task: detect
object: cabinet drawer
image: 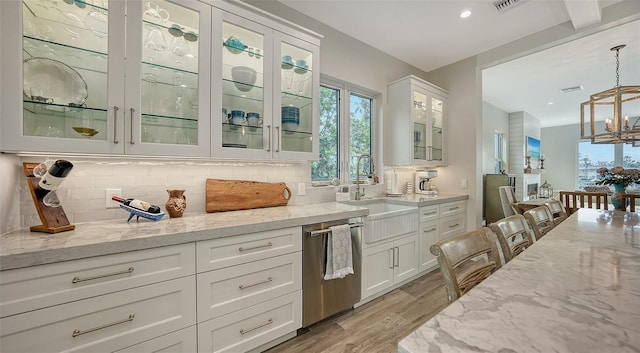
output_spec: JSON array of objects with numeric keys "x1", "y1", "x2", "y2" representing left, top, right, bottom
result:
[
  {"x1": 439, "y1": 201, "x2": 466, "y2": 217},
  {"x1": 440, "y1": 214, "x2": 466, "y2": 240},
  {"x1": 197, "y1": 252, "x2": 301, "y2": 322},
  {"x1": 0, "y1": 243, "x2": 195, "y2": 318},
  {"x1": 419, "y1": 205, "x2": 439, "y2": 222},
  {"x1": 198, "y1": 290, "x2": 302, "y2": 353},
  {"x1": 0, "y1": 276, "x2": 196, "y2": 353},
  {"x1": 196, "y1": 227, "x2": 302, "y2": 272},
  {"x1": 114, "y1": 326, "x2": 197, "y2": 353}
]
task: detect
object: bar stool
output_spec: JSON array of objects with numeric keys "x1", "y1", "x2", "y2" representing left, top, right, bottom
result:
[
  {"x1": 430, "y1": 227, "x2": 502, "y2": 303},
  {"x1": 523, "y1": 206, "x2": 555, "y2": 240},
  {"x1": 490, "y1": 214, "x2": 534, "y2": 263}
]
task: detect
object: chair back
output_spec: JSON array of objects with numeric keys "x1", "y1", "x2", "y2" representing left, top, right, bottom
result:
[
  {"x1": 620, "y1": 193, "x2": 640, "y2": 212},
  {"x1": 498, "y1": 186, "x2": 520, "y2": 216},
  {"x1": 430, "y1": 227, "x2": 502, "y2": 303},
  {"x1": 559, "y1": 191, "x2": 608, "y2": 215},
  {"x1": 490, "y1": 215, "x2": 534, "y2": 263},
  {"x1": 523, "y1": 206, "x2": 555, "y2": 240},
  {"x1": 544, "y1": 199, "x2": 568, "y2": 225}
]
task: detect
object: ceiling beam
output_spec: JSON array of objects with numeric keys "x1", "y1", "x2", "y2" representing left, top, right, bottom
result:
[{"x1": 563, "y1": 0, "x2": 603, "y2": 30}]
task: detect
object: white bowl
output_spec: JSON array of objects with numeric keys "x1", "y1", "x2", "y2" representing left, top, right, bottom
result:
[{"x1": 231, "y1": 66, "x2": 257, "y2": 92}]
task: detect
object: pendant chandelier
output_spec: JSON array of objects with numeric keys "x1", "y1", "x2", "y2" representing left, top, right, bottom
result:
[{"x1": 580, "y1": 44, "x2": 640, "y2": 144}]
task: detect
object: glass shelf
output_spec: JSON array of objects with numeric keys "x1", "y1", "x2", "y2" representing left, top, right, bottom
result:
[
  {"x1": 223, "y1": 43, "x2": 263, "y2": 58},
  {"x1": 143, "y1": 19, "x2": 198, "y2": 38},
  {"x1": 23, "y1": 36, "x2": 108, "y2": 73},
  {"x1": 142, "y1": 113, "x2": 198, "y2": 126},
  {"x1": 282, "y1": 91, "x2": 312, "y2": 108},
  {"x1": 142, "y1": 62, "x2": 197, "y2": 88},
  {"x1": 24, "y1": 100, "x2": 107, "y2": 119},
  {"x1": 222, "y1": 79, "x2": 264, "y2": 101}
]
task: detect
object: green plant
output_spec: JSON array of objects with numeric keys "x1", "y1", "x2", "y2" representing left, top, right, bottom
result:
[{"x1": 595, "y1": 166, "x2": 640, "y2": 187}]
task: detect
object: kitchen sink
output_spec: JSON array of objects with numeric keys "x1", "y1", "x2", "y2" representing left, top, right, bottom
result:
[{"x1": 342, "y1": 199, "x2": 418, "y2": 243}]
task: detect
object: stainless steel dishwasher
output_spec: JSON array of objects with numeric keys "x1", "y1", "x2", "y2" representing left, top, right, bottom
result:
[{"x1": 302, "y1": 217, "x2": 363, "y2": 327}]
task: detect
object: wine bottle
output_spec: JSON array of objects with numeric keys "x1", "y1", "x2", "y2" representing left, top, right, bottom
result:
[
  {"x1": 112, "y1": 196, "x2": 161, "y2": 214},
  {"x1": 38, "y1": 159, "x2": 74, "y2": 192}
]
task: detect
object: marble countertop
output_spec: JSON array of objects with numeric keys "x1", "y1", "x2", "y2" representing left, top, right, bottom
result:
[
  {"x1": 398, "y1": 208, "x2": 640, "y2": 353},
  {"x1": 0, "y1": 202, "x2": 369, "y2": 270},
  {"x1": 363, "y1": 193, "x2": 468, "y2": 207}
]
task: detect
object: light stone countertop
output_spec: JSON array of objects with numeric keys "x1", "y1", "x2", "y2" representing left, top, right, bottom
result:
[
  {"x1": 352, "y1": 193, "x2": 468, "y2": 207},
  {"x1": 398, "y1": 208, "x2": 640, "y2": 353},
  {"x1": 0, "y1": 202, "x2": 369, "y2": 270}
]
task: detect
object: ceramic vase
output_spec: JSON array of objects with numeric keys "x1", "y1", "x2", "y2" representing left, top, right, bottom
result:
[
  {"x1": 611, "y1": 184, "x2": 627, "y2": 211},
  {"x1": 165, "y1": 189, "x2": 186, "y2": 218}
]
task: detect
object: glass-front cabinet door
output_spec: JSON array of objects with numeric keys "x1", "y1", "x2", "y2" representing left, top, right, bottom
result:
[
  {"x1": 2, "y1": 0, "x2": 210, "y2": 155},
  {"x1": 429, "y1": 95, "x2": 444, "y2": 163},
  {"x1": 212, "y1": 11, "x2": 272, "y2": 159},
  {"x1": 413, "y1": 90, "x2": 428, "y2": 163},
  {"x1": 275, "y1": 34, "x2": 318, "y2": 159},
  {"x1": 125, "y1": 0, "x2": 211, "y2": 156}
]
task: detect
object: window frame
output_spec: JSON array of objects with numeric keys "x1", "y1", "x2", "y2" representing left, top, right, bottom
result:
[{"x1": 312, "y1": 76, "x2": 379, "y2": 185}]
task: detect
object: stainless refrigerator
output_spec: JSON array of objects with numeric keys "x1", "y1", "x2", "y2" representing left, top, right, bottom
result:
[{"x1": 484, "y1": 174, "x2": 516, "y2": 224}]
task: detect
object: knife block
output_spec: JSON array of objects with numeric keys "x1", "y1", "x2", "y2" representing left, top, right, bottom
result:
[{"x1": 23, "y1": 162, "x2": 75, "y2": 234}]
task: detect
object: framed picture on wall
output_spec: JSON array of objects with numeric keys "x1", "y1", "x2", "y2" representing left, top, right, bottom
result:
[{"x1": 526, "y1": 136, "x2": 541, "y2": 169}]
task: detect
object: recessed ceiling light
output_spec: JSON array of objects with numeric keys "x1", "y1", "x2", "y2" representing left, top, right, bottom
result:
[
  {"x1": 548, "y1": 102, "x2": 554, "y2": 105},
  {"x1": 460, "y1": 10, "x2": 471, "y2": 18}
]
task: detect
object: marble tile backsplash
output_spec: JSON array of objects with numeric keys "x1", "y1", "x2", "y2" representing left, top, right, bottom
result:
[{"x1": 2, "y1": 154, "x2": 388, "y2": 234}]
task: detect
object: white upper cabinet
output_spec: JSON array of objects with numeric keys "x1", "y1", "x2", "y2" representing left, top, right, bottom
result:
[
  {"x1": 1, "y1": 0, "x2": 212, "y2": 156},
  {"x1": 385, "y1": 75, "x2": 448, "y2": 166},
  {"x1": 211, "y1": 7, "x2": 319, "y2": 160},
  {"x1": 1, "y1": 0, "x2": 320, "y2": 160}
]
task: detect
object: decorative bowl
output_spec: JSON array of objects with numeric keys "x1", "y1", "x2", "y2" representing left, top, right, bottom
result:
[
  {"x1": 72, "y1": 127, "x2": 99, "y2": 137},
  {"x1": 224, "y1": 36, "x2": 247, "y2": 54},
  {"x1": 231, "y1": 66, "x2": 257, "y2": 92}
]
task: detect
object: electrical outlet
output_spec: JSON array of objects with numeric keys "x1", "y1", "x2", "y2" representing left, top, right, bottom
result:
[
  {"x1": 298, "y1": 183, "x2": 306, "y2": 196},
  {"x1": 106, "y1": 188, "x2": 122, "y2": 208},
  {"x1": 461, "y1": 179, "x2": 468, "y2": 189}
]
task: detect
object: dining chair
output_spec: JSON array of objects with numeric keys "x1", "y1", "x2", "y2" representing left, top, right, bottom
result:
[
  {"x1": 498, "y1": 186, "x2": 521, "y2": 216},
  {"x1": 559, "y1": 191, "x2": 609, "y2": 216},
  {"x1": 523, "y1": 206, "x2": 555, "y2": 240},
  {"x1": 430, "y1": 227, "x2": 502, "y2": 303},
  {"x1": 489, "y1": 214, "x2": 534, "y2": 263},
  {"x1": 619, "y1": 193, "x2": 640, "y2": 212},
  {"x1": 544, "y1": 199, "x2": 568, "y2": 226}
]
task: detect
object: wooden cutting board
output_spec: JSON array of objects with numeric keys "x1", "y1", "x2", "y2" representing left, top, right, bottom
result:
[{"x1": 206, "y1": 179, "x2": 292, "y2": 213}]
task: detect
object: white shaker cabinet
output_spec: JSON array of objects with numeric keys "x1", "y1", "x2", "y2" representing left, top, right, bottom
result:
[
  {"x1": 1, "y1": 0, "x2": 212, "y2": 156},
  {"x1": 385, "y1": 75, "x2": 448, "y2": 166},
  {"x1": 210, "y1": 5, "x2": 320, "y2": 161}
]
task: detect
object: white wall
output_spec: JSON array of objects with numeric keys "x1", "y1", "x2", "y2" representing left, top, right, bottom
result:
[
  {"x1": 541, "y1": 123, "x2": 580, "y2": 192},
  {"x1": 424, "y1": 57, "x2": 481, "y2": 228},
  {"x1": 482, "y1": 102, "x2": 509, "y2": 175}
]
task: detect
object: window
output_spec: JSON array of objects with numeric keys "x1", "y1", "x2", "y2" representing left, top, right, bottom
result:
[
  {"x1": 311, "y1": 80, "x2": 376, "y2": 183},
  {"x1": 494, "y1": 132, "x2": 504, "y2": 174},
  {"x1": 577, "y1": 141, "x2": 640, "y2": 188}
]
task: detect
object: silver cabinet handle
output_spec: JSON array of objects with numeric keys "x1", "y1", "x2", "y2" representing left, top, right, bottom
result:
[
  {"x1": 423, "y1": 227, "x2": 437, "y2": 233},
  {"x1": 239, "y1": 277, "x2": 272, "y2": 290},
  {"x1": 394, "y1": 247, "x2": 399, "y2": 267},
  {"x1": 448, "y1": 206, "x2": 460, "y2": 211},
  {"x1": 423, "y1": 211, "x2": 437, "y2": 216},
  {"x1": 449, "y1": 223, "x2": 459, "y2": 228},
  {"x1": 72, "y1": 314, "x2": 134, "y2": 337},
  {"x1": 388, "y1": 249, "x2": 394, "y2": 269},
  {"x1": 238, "y1": 242, "x2": 272, "y2": 252},
  {"x1": 129, "y1": 108, "x2": 135, "y2": 144},
  {"x1": 113, "y1": 106, "x2": 119, "y2": 144},
  {"x1": 72, "y1": 267, "x2": 134, "y2": 284},
  {"x1": 240, "y1": 318, "x2": 273, "y2": 335},
  {"x1": 266, "y1": 125, "x2": 271, "y2": 152},
  {"x1": 275, "y1": 126, "x2": 280, "y2": 152}
]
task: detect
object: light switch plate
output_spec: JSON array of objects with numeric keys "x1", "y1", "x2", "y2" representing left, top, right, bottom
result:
[
  {"x1": 461, "y1": 179, "x2": 468, "y2": 189},
  {"x1": 298, "y1": 183, "x2": 306, "y2": 196},
  {"x1": 106, "y1": 188, "x2": 122, "y2": 208}
]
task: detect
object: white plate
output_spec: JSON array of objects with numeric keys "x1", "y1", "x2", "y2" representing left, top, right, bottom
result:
[{"x1": 23, "y1": 57, "x2": 88, "y2": 106}]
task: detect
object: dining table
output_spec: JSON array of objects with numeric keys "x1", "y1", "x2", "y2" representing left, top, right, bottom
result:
[
  {"x1": 398, "y1": 208, "x2": 640, "y2": 353},
  {"x1": 514, "y1": 197, "x2": 551, "y2": 212}
]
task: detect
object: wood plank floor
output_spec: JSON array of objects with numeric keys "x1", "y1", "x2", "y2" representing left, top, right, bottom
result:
[{"x1": 265, "y1": 269, "x2": 449, "y2": 353}]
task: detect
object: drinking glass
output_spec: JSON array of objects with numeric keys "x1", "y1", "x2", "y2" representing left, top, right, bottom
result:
[
  {"x1": 43, "y1": 188, "x2": 70, "y2": 208},
  {"x1": 144, "y1": 27, "x2": 168, "y2": 61},
  {"x1": 170, "y1": 35, "x2": 190, "y2": 64},
  {"x1": 32, "y1": 158, "x2": 53, "y2": 178}
]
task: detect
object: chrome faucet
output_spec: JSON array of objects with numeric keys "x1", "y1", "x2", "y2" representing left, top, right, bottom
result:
[{"x1": 355, "y1": 154, "x2": 375, "y2": 200}]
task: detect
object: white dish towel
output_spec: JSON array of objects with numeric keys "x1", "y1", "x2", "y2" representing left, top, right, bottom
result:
[{"x1": 324, "y1": 224, "x2": 354, "y2": 280}]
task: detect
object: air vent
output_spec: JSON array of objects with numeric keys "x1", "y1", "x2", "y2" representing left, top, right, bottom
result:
[
  {"x1": 493, "y1": 0, "x2": 526, "y2": 12},
  {"x1": 560, "y1": 85, "x2": 584, "y2": 93}
]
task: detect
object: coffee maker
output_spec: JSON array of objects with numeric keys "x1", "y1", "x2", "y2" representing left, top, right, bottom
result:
[{"x1": 415, "y1": 170, "x2": 438, "y2": 195}]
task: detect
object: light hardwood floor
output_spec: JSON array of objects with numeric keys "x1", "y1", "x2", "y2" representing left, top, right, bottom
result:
[{"x1": 265, "y1": 269, "x2": 449, "y2": 353}]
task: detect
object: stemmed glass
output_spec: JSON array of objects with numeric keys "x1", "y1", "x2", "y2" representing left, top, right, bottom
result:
[{"x1": 144, "y1": 27, "x2": 168, "y2": 62}]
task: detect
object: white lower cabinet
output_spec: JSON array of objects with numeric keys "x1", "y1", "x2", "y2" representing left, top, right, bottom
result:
[
  {"x1": 418, "y1": 219, "x2": 439, "y2": 272},
  {"x1": 196, "y1": 227, "x2": 303, "y2": 352},
  {"x1": 361, "y1": 232, "x2": 418, "y2": 299},
  {"x1": 0, "y1": 276, "x2": 196, "y2": 353},
  {"x1": 114, "y1": 326, "x2": 197, "y2": 353},
  {"x1": 197, "y1": 290, "x2": 302, "y2": 353}
]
